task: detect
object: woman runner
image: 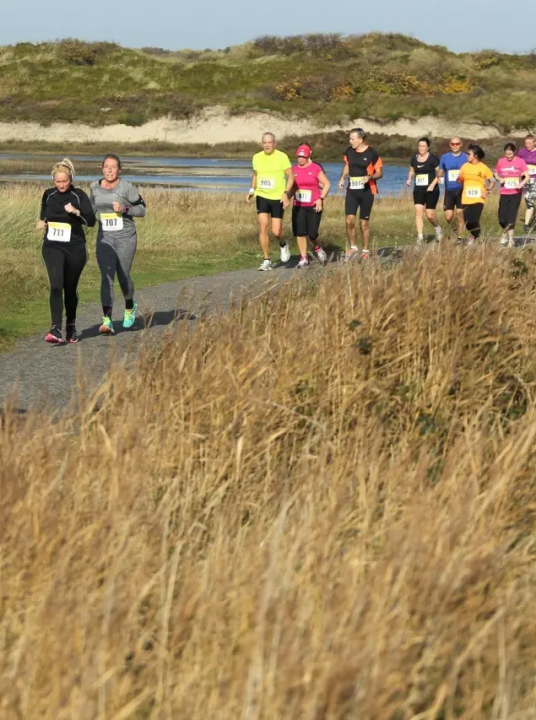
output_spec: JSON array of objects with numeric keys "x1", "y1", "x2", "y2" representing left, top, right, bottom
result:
[
  {"x1": 406, "y1": 137, "x2": 442, "y2": 245},
  {"x1": 37, "y1": 158, "x2": 96, "y2": 344},
  {"x1": 457, "y1": 145, "x2": 495, "y2": 245},
  {"x1": 290, "y1": 143, "x2": 331, "y2": 268},
  {"x1": 90, "y1": 155, "x2": 146, "y2": 334},
  {"x1": 494, "y1": 143, "x2": 529, "y2": 247}
]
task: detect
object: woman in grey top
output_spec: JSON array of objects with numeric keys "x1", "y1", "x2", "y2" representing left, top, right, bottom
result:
[{"x1": 90, "y1": 154, "x2": 146, "y2": 334}]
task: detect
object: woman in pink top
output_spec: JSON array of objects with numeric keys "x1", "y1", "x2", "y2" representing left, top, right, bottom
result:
[
  {"x1": 494, "y1": 143, "x2": 530, "y2": 247},
  {"x1": 290, "y1": 144, "x2": 331, "y2": 268}
]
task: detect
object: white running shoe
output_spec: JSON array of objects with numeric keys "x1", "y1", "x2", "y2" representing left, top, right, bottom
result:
[
  {"x1": 508, "y1": 237, "x2": 516, "y2": 248},
  {"x1": 315, "y1": 248, "x2": 328, "y2": 266},
  {"x1": 467, "y1": 236, "x2": 475, "y2": 247},
  {"x1": 280, "y1": 243, "x2": 291, "y2": 263},
  {"x1": 435, "y1": 227, "x2": 443, "y2": 241},
  {"x1": 416, "y1": 235, "x2": 425, "y2": 247},
  {"x1": 258, "y1": 259, "x2": 273, "y2": 271},
  {"x1": 342, "y1": 247, "x2": 360, "y2": 263},
  {"x1": 500, "y1": 233, "x2": 509, "y2": 246},
  {"x1": 297, "y1": 257, "x2": 310, "y2": 269}
]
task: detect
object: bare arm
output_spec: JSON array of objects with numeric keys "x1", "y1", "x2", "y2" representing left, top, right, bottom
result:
[
  {"x1": 246, "y1": 171, "x2": 257, "y2": 204},
  {"x1": 338, "y1": 162, "x2": 349, "y2": 190}
]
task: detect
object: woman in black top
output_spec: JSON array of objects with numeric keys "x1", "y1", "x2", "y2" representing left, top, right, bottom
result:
[
  {"x1": 37, "y1": 158, "x2": 96, "y2": 344},
  {"x1": 406, "y1": 137, "x2": 442, "y2": 245}
]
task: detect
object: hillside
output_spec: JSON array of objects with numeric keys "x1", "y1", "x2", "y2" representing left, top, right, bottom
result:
[{"x1": 1, "y1": 34, "x2": 536, "y2": 132}]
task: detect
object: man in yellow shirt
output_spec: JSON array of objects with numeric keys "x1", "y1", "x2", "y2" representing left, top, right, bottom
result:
[
  {"x1": 458, "y1": 144, "x2": 495, "y2": 245},
  {"x1": 247, "y1": 132, "x2": 295, "y2": 271}
]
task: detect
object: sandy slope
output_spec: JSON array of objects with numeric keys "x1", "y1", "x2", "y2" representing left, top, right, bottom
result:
[{"x1": 0, "y1": 105, "x2": 502, "y2": 144}]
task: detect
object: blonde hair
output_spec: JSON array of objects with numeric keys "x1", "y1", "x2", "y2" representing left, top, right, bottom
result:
[{"x1": 51, "y1": 158, "x2": 75, "y2": 181}]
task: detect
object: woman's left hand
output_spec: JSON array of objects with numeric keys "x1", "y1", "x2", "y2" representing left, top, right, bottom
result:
[
  {"x1": 112, "y1": 201, "x2": 124, "y2": 213},
  {"x1": 64, "y1": 203, "x2": 80, "y2": 215}
]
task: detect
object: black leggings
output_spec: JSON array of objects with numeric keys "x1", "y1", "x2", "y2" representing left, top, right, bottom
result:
[
  {"x1": 498, "y1": 193, "x2": 522, "y2": 230},
  {"x1": 463, "y1": 203, "x2": 484, "y2": 239},
  {"x1": 42, "y1": 242, "x2": 87, "y2": 327}
]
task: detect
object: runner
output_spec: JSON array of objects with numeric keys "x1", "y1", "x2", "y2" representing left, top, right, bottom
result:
[
  {"x1": 37, "y1": 158, "x2": 96, "y2": 344},
  {"x1": 406, "y1": 137, "x2": 442, "y2": 245},
  {"x1": 516, "y1": 134, "x2": 536, "y2": 232},
  {"x1": 438, "y1": 136, "x2": 468, "y2": 240},
  {"x1": 457, "y1": 145, "x2": 495, "y2": 245},
  {"x1": 247, "y1": 133, "x2": 294, "y2": 271},
  {"x1": 290, "y1": 143, "x2": 331, "y2": 268},
  {"x1": 494, "y1": 143, "x2": 529, "y2": 247},
  {"x1": 90, "y1": 155, "x2": 146, "y2": 334},
  {"x1": 338, "y1": 128, "x2": 383, "y2": 261}
]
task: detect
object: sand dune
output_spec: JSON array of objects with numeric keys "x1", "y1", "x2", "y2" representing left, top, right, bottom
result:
[{"x1": 0, "y1": 105, "x2": 503, "y2": 145}]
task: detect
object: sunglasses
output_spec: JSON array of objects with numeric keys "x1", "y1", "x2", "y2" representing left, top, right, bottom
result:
[{"x1": 450, "y1": 143, "x2": 462, "y2": 147}]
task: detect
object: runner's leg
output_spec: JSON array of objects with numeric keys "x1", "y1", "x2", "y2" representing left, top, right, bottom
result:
[
  {"x1": 97, "y1": 238, "x2": 118, "y2": 318},
  {"x1": 63, "y1": 244, "x2": 88, "y2": 324},
  {"x1": 258, "y1": 213, "x2": 271, "y2": 259},
  {"x1": 42, "y1": 243, "x2": 66, "y2": 328},
  {"x1": 359, "y1": 219, "x2": 370, "y2": 251},
  {"x1": 415, "y1": 204, "x2": 425, "y2": 238},
  {"x1": 115, "y1": 236, "x2": 137, "y2": 310}
]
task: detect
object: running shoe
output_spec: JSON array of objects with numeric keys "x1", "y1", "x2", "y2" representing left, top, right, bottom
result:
[
  {"x1": 315, "y1": 247, "x2": 328, "y2": 266},
  {"x1": 416, "y1": 235, "x2": 425, "y2": 247},
  {"x1": 123, "y1": 301, "x2": 138, "y2": 329},
  {"x1": 435, "y1": 227, "x2": 443, "y2": 241},
  {"x1": 297, "y1": 257, "x2": 310, "y2": 269},
  {"x1": 65, "y1": 323, "x2": 79, "y2": 344},
  {"x1": 456, "y1": 237, "x2": 464, "y2": 245},
  {"x1": 524, "y1": 224, "x2": 531, "y2": 233},
  {"x1": 508, "y1": 237, "x2": 516, "y2": 248},
  {"x1": 500, "y1": 233, "x2": 509, "y2": 246},
  {"x1": 342, "y1": 247, "x2": 360, "y2": 263},
  {"x1": 258, "y1": 259, "x2": 273, "y2": 272},
  {"x1": 45, "y1": 326, "x2": 65, "y2": 344},
  {"x1": 279, "y1": 243, "x2": 291, "y2": 263},
  {"x1": 99, "y1": 316, "x2": 115, "y2": 334},
  {"x1": 361, "y1": 249, "x2": 371, "y2": 260},
  {"x1": 467, "y1": 236, "x2": 476, "y2": 247}
]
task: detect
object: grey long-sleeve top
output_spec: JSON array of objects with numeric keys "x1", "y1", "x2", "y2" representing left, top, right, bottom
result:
[{"x1": 89, "y1": 178, "x2": 146, "y2": 241}]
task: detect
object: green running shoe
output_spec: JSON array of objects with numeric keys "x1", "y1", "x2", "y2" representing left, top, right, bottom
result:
[
  {"x1": 123, "y1": 301, "x2": 138, "y2": 329},
  {"x1": 99, "y1": 316, "x2": 115, "y2": 335}
]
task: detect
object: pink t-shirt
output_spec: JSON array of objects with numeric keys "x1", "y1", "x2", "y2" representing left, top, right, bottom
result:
[
  {"x1": 495, "y1": 156, "x2": 528, "y2": 195},
  {"x1": 292, "y1": 162, "x2": 323, "y2": 207}
]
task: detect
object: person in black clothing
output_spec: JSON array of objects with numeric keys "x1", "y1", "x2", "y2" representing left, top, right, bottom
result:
[
  {"x1": 406, "y1": 138, "x2": 443, "y2": 245},
  {"x1": 37, "y1": 158, "x2": 96, "y2": 344},
  {"x1": 338, "y1": 128, "x2": 383, "y2": 261}
]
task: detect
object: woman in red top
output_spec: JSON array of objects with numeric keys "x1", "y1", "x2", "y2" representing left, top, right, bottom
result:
[{"x1": 291, "y1": 144, "x2": 331, "y2": 268}]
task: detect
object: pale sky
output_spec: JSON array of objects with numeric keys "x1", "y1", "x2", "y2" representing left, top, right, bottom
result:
[{"x1": 1, "y1": 0, "x2": 535, "y2": 53}]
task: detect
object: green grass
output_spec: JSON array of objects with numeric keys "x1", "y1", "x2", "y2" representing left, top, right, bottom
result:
[
  {"x1": 0, "y1": 183, "x2": 509, "y2": 351},
  {"x1": 0, "y1": 35, "x2": 535, "y2": 129}
]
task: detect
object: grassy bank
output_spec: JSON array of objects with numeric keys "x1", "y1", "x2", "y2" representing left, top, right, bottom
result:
[
  {"x1": 3, "y1": 244, "x2": 536, "y2": 717},
  {"x1": 0, "y1": 184, "x2": 510, "y2": 349},
  {"x1": 0, "y1": 131, "x2": 530, "y2": 163},
  {"x1": 0, "y1": 34, "x2": 535, "y2": 128}
]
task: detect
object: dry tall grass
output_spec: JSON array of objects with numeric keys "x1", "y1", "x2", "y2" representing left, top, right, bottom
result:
[{"x1": 2, "y1": 243, "x2": 536, "y2": 718}]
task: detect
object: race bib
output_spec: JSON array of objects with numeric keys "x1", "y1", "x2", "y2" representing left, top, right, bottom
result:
[
  {"x1": 466, "y1": 187, "x2": 482, "y2": 199},
  {"x1": 349, "y1": 177, "x2": 366, "y2": 190},
  {"x1": 415, "y1": 174, "x2": 428, "y2": 187},
  {"x1": 47, "y1": 222, "x2": 71, "y2": 242},
  {"x1": 101, "y1": 212, "x2": 124, "y2": 231},
  {"x1": 448, "y1": 169, "x2": 460, "y2": 183},
  {"x1": 295, "y1": 189, "x2": 312, "y2": 203},
  {"x1": 504, "y1": 178, "x2": 519, "y2": 190},
  {"x1": 258, "y1": 177, "x2": 275, "y2": 190},
  {"x1": 527, "y1": 164, "x2": 536, "y2": 176}
]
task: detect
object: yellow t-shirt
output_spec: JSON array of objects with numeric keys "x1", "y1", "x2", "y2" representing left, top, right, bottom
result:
[
  {"x1": 252, "y1": 149, "x2": 291, "y2": 200},
  {"x1": 458, "y1": 161, "x2": 494, "y2": 205}
]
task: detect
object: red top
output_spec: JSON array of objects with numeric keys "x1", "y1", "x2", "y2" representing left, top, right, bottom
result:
[{"x1": 292, "y1": 162, "x2": 323, "y2": 207}]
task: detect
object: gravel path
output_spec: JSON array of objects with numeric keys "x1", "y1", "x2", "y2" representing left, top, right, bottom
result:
[{"x1": 0, "y1": 264, "x2": 295, "y2": 414}]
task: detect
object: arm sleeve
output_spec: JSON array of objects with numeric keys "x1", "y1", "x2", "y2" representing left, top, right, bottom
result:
[
  {"x1": 78, "y1": 190, "x2": 96, "y2": 227},
  {"x1": 40, "y1": 191, "x2": 48, "y2": 221},
  {"x1": 374, "y1": 156, "x2": 383, "y2": 172},
  {"x1": 432, "y1": 155, "x2": 439, "y2": 168},
  {"x1": 439, "y1": 156, "x2": 446, "y2": 171},
  {"x1": 282, "y1": 154, "x2": 292, "y2": 171},
  {"x1": 89, "y1": 184, "x2": 98, "y2": 215},
  {"x1": 486, "y1": 167, "x2": 494, "y2": 180},
  {"x1": 125, "y1": 183, "x2": 146, "y2": 218}
]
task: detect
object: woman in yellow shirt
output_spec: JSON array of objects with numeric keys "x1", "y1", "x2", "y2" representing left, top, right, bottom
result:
[{"x1": 457, "y1": 144, "x2": 495, "y2": 245}]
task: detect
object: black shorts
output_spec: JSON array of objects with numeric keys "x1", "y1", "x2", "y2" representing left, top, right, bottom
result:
[
  {"x1": 256, "y1": 196, "x2": 284, "y2": 219},
  {"x1": 345, "y1": 190, "x2": 374, "y2": 220},
  {"x1": 413, "y1": 188, "x2": 440, "y2": 209},
  {"x1": 292, "y1": 206, "x2": 322, "y2": 239},
  {"x1": 444, "y1": 188, "x2": 463, "y2": 212},
  {"x1": 498, "y1": 193, "x2": 522, "y2": 229}
]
